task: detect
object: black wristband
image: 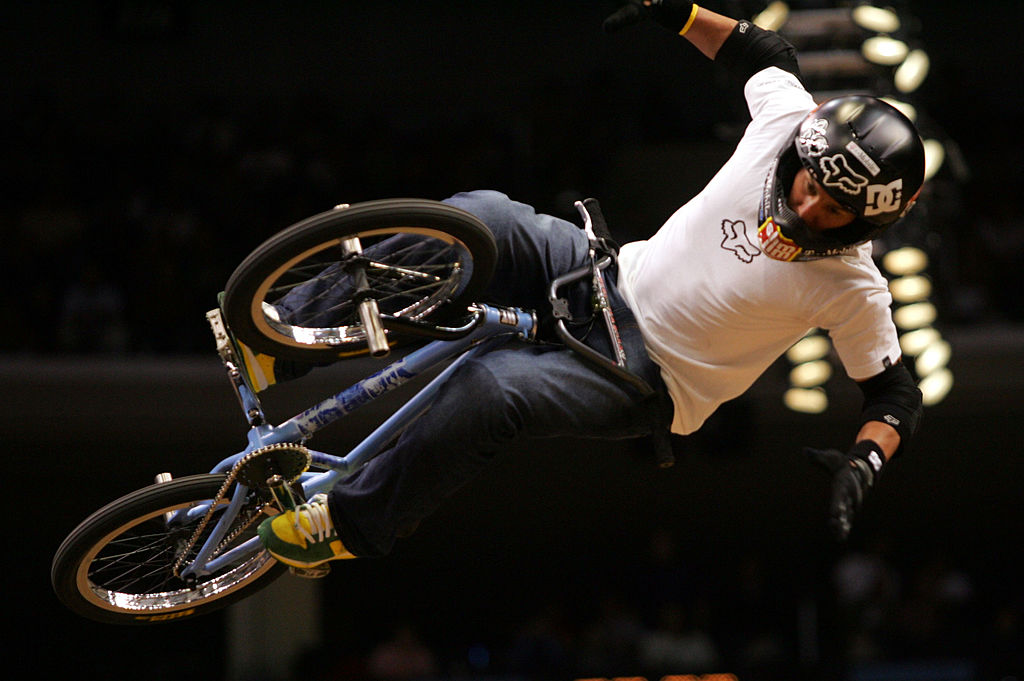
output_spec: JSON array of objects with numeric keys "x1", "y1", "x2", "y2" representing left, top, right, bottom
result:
[{"x1": 848, "y1": 439, "x2": 885, "y2": 476}]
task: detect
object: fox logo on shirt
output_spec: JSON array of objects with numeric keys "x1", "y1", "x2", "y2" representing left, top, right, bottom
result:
[{"x1": 720, "y1": 219, "x2": 761, "y2": 263}]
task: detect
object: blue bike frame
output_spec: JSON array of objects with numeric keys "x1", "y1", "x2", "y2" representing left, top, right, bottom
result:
[{"x1": 178, "y1": 303, "x2": 536, "y2": 579}]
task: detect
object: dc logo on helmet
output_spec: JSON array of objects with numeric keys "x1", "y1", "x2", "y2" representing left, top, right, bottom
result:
[
  {"x1": 820, "y1": 154, "x2": 868, "y2": 195},
  {"x1": 865, "y1": 179, "x2": 904, "y2": 216}
]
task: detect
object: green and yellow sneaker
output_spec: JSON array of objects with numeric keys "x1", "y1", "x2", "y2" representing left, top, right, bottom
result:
[
  {"x1": 207, "y1": 303, "x2": 281, "y2": 393},
  {"x1": 234, "y1": 338, "x2": 280, "y2": 392},
  {"x1": 257, "y1": 494, "x2": 356, "y2": 568}
]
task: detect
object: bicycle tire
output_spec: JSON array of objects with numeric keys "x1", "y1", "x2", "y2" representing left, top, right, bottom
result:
[
  {"x1": 222, "y1": 199, "x2": 497, "y2": 362},
  {"x1": 52, "y1": 474, "x2": 285, "y2": 625}
]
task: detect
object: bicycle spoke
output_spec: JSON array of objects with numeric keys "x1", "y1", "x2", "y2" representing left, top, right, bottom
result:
[
  {"x1": 90, "y1": 529, "x2": 189, "y2": 592},
  {"x1": 263, "y1": 236, "x2": 465, "y2": 331}
]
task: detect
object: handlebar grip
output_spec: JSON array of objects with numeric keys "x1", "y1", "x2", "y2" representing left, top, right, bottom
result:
[
  {"x1": 581, "y1": 198, "x2": 613, "y2": 243},
  {"x1": 603, "y1": 3, "x2": 645, "y2": 33}
]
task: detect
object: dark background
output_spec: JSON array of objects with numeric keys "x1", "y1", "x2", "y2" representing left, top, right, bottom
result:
[{"x1": 5, "y1": 1, "x2": 1023, "y2": 680}]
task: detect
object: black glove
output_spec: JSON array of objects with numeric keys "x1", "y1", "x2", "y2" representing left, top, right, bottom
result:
[
  {"x1": 603, "y1": 0, "x2": 696, "y2": 34},
  {"x1": 805, "y1": 440, "x2": 885, "y2": 541}
]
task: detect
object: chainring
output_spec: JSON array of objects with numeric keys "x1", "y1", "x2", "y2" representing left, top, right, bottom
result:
[{"x1": 234, "y1": 443, "x2": 312, "y2": 489}]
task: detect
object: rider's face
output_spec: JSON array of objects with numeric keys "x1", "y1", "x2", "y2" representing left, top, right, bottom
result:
[{"x1": 788, "y1": 168, "x2": 857, "y2": 232}]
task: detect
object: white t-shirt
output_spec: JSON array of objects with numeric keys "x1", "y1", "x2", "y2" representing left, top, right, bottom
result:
[{"x1": 617, "y1": 67, "x2": 901, "y2": 435}]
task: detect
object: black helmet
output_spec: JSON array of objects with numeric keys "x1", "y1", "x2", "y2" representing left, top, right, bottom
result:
[{"x1": 758, "y1": 95, "x2": 926, "y2": 261}]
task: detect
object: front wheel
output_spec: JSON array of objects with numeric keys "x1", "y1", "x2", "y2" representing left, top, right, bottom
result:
[
  {"x1": 222, "y1": 199, "x2": 498, "y2": 362},
  {"x1": 52, "y1": 474, "x2": 285, "y2": 625}
]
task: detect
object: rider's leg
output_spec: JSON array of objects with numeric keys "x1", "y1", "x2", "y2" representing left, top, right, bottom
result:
[
  {"x1": 443, "y1": 190, "x2": 593, "y2": 317},
  {"x1": 327, "y1": 334, "x2": 671, "y2": 558},
  {"x1": 324, "y1": 195, "x2": 671, "y2": 557},
  {"x1": 259, "y1": 190, "x2": 672, "y2": 563}
]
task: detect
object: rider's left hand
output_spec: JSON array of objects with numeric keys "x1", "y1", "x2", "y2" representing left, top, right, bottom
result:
[{"x1": 805, "y1": 440, "x2": 885, "y2": 541}]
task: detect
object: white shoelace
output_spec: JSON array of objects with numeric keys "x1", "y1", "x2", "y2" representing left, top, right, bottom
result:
[{"x1": 293, "y1": 499, "x2": 334, "y2": 544}]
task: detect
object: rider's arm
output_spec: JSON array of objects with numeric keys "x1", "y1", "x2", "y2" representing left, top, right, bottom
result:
[
  {"x1": 675, "y1": 5, "x2": 737, "y2": 59},
  {"x1": 621, "y1": 2, "x2": 802, "y2": 82}
]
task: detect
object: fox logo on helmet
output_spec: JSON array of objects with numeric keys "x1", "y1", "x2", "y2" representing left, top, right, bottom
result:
[{"x1": 820, "y1": 154, "x2": 868, "y2": 195}]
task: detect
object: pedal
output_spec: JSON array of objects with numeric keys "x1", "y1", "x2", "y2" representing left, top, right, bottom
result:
[
  {"x1": 289, "y1": 564, "x2": 332, "y2": 579},
  {"x1": 206, "y1": 307, "x2": 238, "y2": 365},
  {"x1": 234, "y1": 443, "x2": 312, "y2": 489}
]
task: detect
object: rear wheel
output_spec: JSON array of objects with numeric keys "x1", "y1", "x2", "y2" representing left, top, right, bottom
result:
[
  {"x1": 52, "y1": 474, "x2": 284, "y2": 625},
  {"x1": 222, "y1": 199, "x2": 497, "y2": 362}
]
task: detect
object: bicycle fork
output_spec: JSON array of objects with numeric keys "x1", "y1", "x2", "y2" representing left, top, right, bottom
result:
[{"x1": 340, "y1": 233, "x2": 390, "y2": 358}]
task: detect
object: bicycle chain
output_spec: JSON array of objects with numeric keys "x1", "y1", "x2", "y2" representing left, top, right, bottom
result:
[{"x1": 170, "y1": 443, "x2": 310, "y2": 580}]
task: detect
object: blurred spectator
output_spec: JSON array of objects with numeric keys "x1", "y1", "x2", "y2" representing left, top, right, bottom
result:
[
  {"x1": 637, "y1": 601, "x2": 721, "y2": 676},
  {"x1": 576, "y1": 592, "x2": 645, "y2": 677},
  {"x1": 632, "y1": 527, "x2": 696, "y2": 619},
  {"x1": 723, "y1": 553, "x2": 789, "y2": 674},
  {"x1": 982, "y1": 597, "x2": 1024, "y2": 679},
  {"x1": 505, "y1": 605, "x2": 575, "y2": 679},
  {"x1": 889, "y1": 553, "x2": 976, "y2": 659},
  {"x1": 366, "y1": 620, "x2": 438, "y2": 681},
  {"x1": 832, "y1": 539, "x2": 901, "y2": 663}
]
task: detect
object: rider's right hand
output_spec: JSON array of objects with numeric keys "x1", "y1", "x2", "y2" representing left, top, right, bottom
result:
[
  {"x1": 603, "y1": 1, "x2": 646, "y2": 32},
  {"x1": 603, "y1": 0, "x2": 696, "y2": 34}
]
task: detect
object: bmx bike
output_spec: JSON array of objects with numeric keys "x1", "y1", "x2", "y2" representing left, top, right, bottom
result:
[{"x1": 51, "y1": 197, "x2": 654, "y2": 625}]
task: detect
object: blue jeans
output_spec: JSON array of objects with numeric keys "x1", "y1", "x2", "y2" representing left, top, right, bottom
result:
[{"x1": 328, "y1": 191, "x2": 672, "y2": 556}]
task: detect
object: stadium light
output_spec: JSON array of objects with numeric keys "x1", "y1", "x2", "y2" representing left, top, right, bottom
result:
[
  {"x1": 753, "y1": 1, "x2": 790, "y2": 31},
  {"x1": 851, "y1": 5, "x2": 900, "y2": 33},
  {"x1": 880, "y1": 247, "x2": 953, "y2": 406},
  {"x1": 895, "y1": 49, "x2": 930, "y2": 93},
  {"x1": 882, "y1": 246, "x2": 928, "y2": 276},
  {"x1": 915, "y1": 338, "x2": 951, "y2": 377},
  {"x1": 899, "y1": 327, "x2": 940, "y2": 356},
  {"x1": 862, "y1": 36, "x2": 910, "y2": 65},
  {"x1": 786, "y1": 333, "x2": 831, "y2": 364},
  {"x1": 923, "y1": 138, "x2": 946, "y2": 182},
  {"x1": 790, "y1": 359, "x2": 833, "y2": 388},
  {"x1": 893, "y1": 301, "x2": 937, "y2": 329},
  {"x1": 785, "y1": 387, "x2": 829, "y2": 414},
  {"x1": 919, "y1": 367, "x2": 954, "y2": 406},
  {"x1": 889, "y1": 274, "x2": 932, "y2": 303},
  {"x1": 784, "y1": 329, "x2": 833, "y2": 413}
]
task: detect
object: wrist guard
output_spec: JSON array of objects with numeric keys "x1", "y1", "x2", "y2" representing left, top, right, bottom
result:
[
  {"x1": 858, "y1": 361, "x2": 923, "y2": 453},
  {"x1": 714, "y1": 20, "x2": 801, "y2": 83}
]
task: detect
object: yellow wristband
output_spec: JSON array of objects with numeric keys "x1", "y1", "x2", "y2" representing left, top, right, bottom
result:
[{"x1": 679, "y1": 3, "x2": 700, "y2": 36}]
